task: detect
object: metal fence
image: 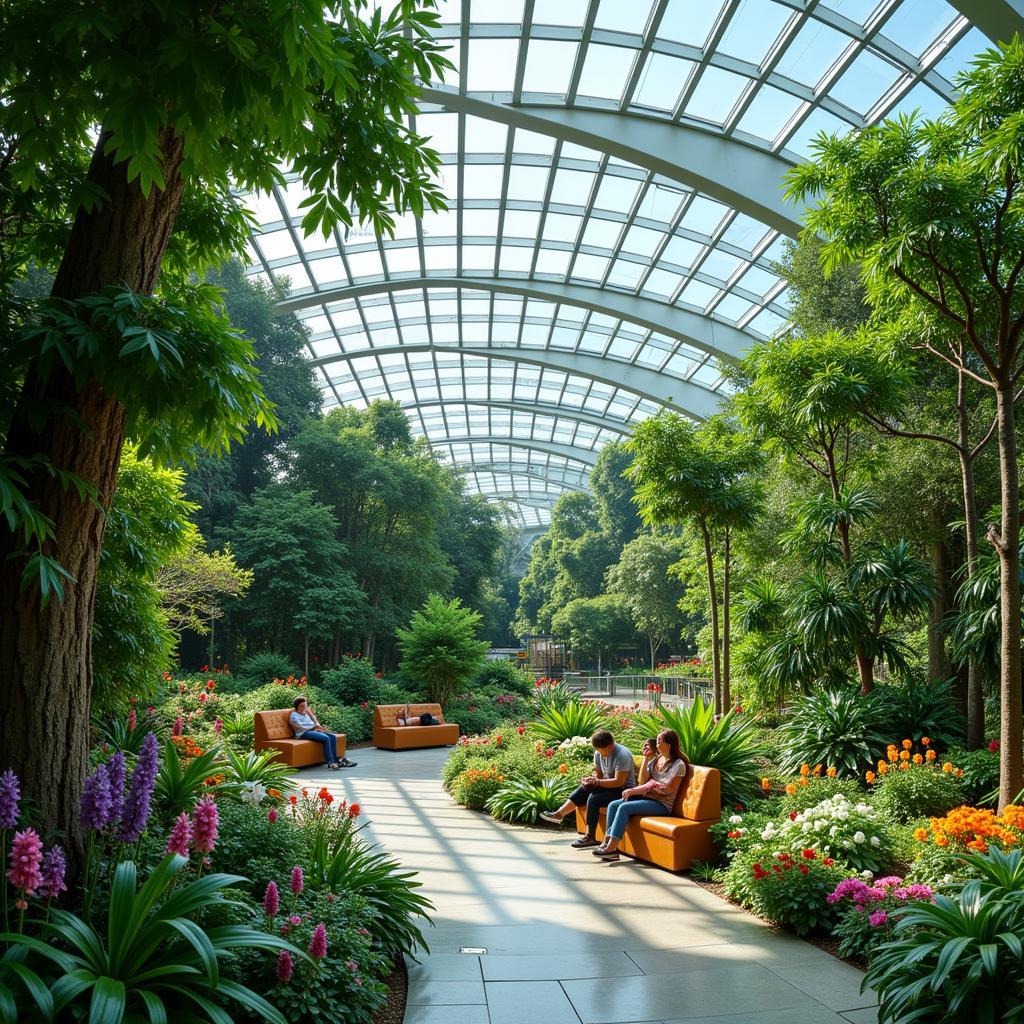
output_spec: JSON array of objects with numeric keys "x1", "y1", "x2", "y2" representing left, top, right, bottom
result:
[{"x1": 564, "y1": 674, "x2": 713, "y2": 705}]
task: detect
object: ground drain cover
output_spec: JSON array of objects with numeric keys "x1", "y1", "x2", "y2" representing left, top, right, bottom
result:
[{"x1": 459, "y1": 947, "x2": 487, "y2": 954}]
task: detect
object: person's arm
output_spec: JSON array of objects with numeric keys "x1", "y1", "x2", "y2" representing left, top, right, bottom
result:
[{"x1": 649, "y1": 761, "x2": 685, "y2": 800}]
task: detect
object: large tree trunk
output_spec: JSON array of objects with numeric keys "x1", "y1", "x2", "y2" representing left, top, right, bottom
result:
[
  {"x1": 991, "y1": 383, "x2": 1023, "y2": 811},
  {"x1": 699, "y1": 521, "x2": 722, "y2": 714},
  {"x1": 927, "y1": 528, "x2": 954, "y2": 684},
  {"x1": 836, "y1": 517, "x2": 874, "y2": 693},
  {"x1": 722, "y1": 526, "x2": 731, "y2": 712},
  {"x1": 0, "y1": 127, "x2": 186, "y2": 849}
]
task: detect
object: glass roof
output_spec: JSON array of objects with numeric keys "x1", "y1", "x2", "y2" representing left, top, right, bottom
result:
[{"x1": 244, "y1": 0, "x2": 995, "y2": 528}]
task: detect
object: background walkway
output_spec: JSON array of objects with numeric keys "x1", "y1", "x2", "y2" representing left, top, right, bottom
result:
[{"x1": 301, "y1": 747, "x2": 878, "y2": 1024}]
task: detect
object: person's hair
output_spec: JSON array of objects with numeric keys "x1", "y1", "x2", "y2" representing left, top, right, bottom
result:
[
  {"x1": 293, "y1": 696, "x2": 307, "y2": 710},
  {"x1": 657, "y1": 729, "x2": 685, "y2": 766},
  {"x1": 591, "y1": 729, "x2": 614, "y2": 749}
]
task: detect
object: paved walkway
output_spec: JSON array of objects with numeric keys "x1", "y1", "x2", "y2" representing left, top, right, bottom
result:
[{"x1": 299, "y1": 747, "x2": 878, "y2": 1024}]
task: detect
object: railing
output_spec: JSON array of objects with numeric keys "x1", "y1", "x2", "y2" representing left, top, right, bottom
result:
[{"x1": 564, "y1": 674, "x2": 713, "y2": 705}]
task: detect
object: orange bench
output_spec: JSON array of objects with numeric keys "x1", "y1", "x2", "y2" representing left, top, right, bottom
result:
[
  {"x1": 575, "y1": 763, "x2": 721, "y2": 872},
  {"x1": 373, "y1": 703, "x2": 459, "y2": 750},
  {"x1": 253, "y1": 709, "x2": 346, "y2": 768}
]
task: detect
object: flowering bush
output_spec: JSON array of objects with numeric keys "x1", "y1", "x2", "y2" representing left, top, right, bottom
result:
[
  {"x1": 758, "y1": 794, "x2": 892, "y2": 873},
  {"x1": 917, "y1": 804, "x2": 1023, "y2": 854},
  {"x1": 867, "y1": 750, "x2": 964, "y2": 822},
  {"x1": 828, "y1": 875, "x2": 935, "y2": 959},
  {"x1": 776, "y1": 773, "x2": 862, "y2": 814},
  {"x1": 451, "y1": 766, "x2": 506, "y2": 810},
  {"x1": 945, "y1": 745, "x2": 1001, "y2": 804}
]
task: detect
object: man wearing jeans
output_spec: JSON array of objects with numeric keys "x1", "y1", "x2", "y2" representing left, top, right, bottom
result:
[
  {"x1": 538, "y1": 729, "x2": 636, "y2": 848},
  {"x1": 288, "y1": 696, "x2": 357, "y2": 770}
]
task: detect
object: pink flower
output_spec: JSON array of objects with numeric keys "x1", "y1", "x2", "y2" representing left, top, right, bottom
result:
[
  {"x1": 309, "y1": 922, "x2": 328, "y2": 960},
  {"x1": 165, "y1": 812, "x2": 192, "y2": 857},
  {"x1": 7, "y1": 829, "x2": 43, "y2": 895},
  {"x1": 289, "y1": 915, "x2": 301, "y2": 926},
  {"x1": 869, "y1": 911, "x2": 887, "y2": 927},
  {"x1": 128, "y1": 708, "x2": 137, "y2": 732},
  {"x1": 263, "y1": 880, "x2": 280, "y2": 917},
  {"x1": 214, "y1": 718, "x2": 223, "y2": 735},
  {"x1": 290, "y1": 865, "x2": 304, "y2": 895},
  {"x1": 345, "y1": 960, "x2": 357, "y2": 970},
  {"x1": 268, "y1": 808, "x2": 278, "y2": 823},
  {"x1": 191, "y1": 797, "x2": 219, "y2": 854},
  {"x1": 276, "y1": 949, "x2": 294, "y2": 983},
  {"x1": 354, "y1": 976, "x2": 363, "y2": 987},
  {"x1": 172, "y1": 715, "x2": 183, "y2": 737}
]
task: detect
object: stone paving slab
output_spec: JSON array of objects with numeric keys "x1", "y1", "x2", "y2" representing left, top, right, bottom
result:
[{"x1": 300, "y1": 746, "x2": 873, "y2": 1024}]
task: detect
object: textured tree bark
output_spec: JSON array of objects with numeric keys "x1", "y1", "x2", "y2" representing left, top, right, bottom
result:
[
  {"x1": 927, "y1": 530, "x2": 953, "y2": 684},
  {"x1": 722, "y1": 526, "x2": 731, "y2": 713},
  {"x1": 699, "y1": 520, "x2": 722, "y2": 715},
  {"x1": 991, "y1": 383, "x2": 1023, "y2": 811},
  {"x1": 0, "y1": 127, "x2": 186, "y2": 849}
]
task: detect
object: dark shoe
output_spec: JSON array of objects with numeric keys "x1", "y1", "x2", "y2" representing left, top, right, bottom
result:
[
  {"x1": 337, "y1": 757, "x2": 357, "y2": 768},
  {"x1": 571, "y1": 836, "x2": 599, "y2": 849},
  {"x1": 595, "y1": 850, "x2": 620, "y2": 861},
  {"x1": 328, "y1": 761, "x2": 341, "y2": 771},
  {"x1": 591, "y1": 845, "x2": 611, "y2": 856},
  {"x1": 538, "y1": 811, "x2": 563, "y2": 825}
]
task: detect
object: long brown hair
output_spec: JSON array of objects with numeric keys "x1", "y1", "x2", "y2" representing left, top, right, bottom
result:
[{"x1": 657, "y1": 729, "x2": 687, "y2": 770}]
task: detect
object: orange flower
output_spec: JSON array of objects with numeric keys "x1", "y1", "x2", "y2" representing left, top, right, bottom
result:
[
  {"x1": 913, "y1": 753, "x2": 923, "y2": 765},
  {"x1": 761, "y1": 778, "x2": 771, "y2": 792},
  {"x1": 902, "y1": 739, "x2": 913, "y2": 750},
  {"x1": 798, "y1": 777, "x2": 809, "y2": 786},
  {"x1": 966, "y1": 838, "x2": 988, "y2": 852},
  {"x1": 942, "y1": 762, "x2": 954, "y2": 773},
  {"x1": 898, "y1": 762, "x2": 909, "y2": 771},
  {"x1": 785, "y1": 783, "x2": 797, "y2": 795},
  {"x1": 925, "y1": 750, "x2": 937, "y2": 762},
  {"x1": 865, "y1": 771, "x2": 876, "y2": 784},
  {"x1": 899, "y1": 750, "x2": 910, "y2": 761},
  {"x1": 914, "y1": 827, "x2": 928, "y2": 841},
  {"x1": 825, "y1": 766, "x2": 837, "y2": 778},
  {"x1": 921, "y1": 736, "x2": 931, "y2": 746},
  {"x1": 349, "y1": 803, "x2": 361, "y2": 819},
  {"x1": 935, "y1": 835, "x2": 949, "y2": 847},
  {"x1": 557, "y1": 764, "x2": 568, "y2": 775},
  {"x1": 800, "y1": 764, "x2": 810, "y2": 777},
  {"x1": 877, "y1": 762, "x2": 889, "y2": 775},
  {"x1": 268, "y1": 788, "x2": 283, "y2": 800},
  {"x1": 812, "y1": 764, "x2": 823, "y2": 777},
  {"x1": 1001, "y1": 805, "x2": 1024, "y2": 828}
]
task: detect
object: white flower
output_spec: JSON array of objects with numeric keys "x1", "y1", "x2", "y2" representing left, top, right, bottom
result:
[
  {"x1": 801, "y1": 821, "x2": 812, "y2": 831},
  {"x1": 761, "y1": 825, "x2": 776, "y2": 840},
  {"x1": 870, "y1": 835, "x2": 881, "y2": 847},
  {"x1": 862, "y1": 870, "x2": 874, "y2": 879},
  {"x1": 814, "y1": 819, "x2": 827, "y2": 829},
  {"x1": 853, "y1": 831, "x2": 866, "y2": 844},
  {"x1": 829, "y1": 825, "x2": 839, "y2": 838},
  {"x1": 729, "y1": 814, "x2": 742, "y2": 824}
]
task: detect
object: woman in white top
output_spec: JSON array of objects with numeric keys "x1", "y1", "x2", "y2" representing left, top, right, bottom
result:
[{"x1": 592, "y1": 729, "x2": 688, "y2": 862}]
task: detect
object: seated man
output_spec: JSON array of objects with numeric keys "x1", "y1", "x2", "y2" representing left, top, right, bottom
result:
[
  {"x1": 396, "y1": 704, "x2": 438, "y2": 727},
  {"x1": 538, "y1": 729, "x2": 636, "y2": 848},
  {"x1": 288, "y1": 696, "x2": 357, "y2": 770}
]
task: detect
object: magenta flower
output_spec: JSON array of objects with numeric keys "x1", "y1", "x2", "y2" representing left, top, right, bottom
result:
[
  {"x1": 119, "y1": 732, "x2": 160, "y2": 843},
  {"x1": 263, "y1": 880, "x2": 280, "y2": 917},
  {"x1": 80, "y1": 764, "x2": 113, "y2": 831},
  {"x1": 192, "y1": 797, "x2": 219, "y2": 854},
  {"x1": 0, "y1": 770, "x2": 20, "y2": 829},
  {"x1": 172, "y1": 715, "x2": 183, "y2": 737},
  {"x1": 128, "y1": 708, "x2": 137, "y2": 732},
  {"x1": 276, "y1": 949, "x2": 294, "y2": 984},
  {"x1": 309, "y1": 922, "x2": 328, "y2": 960},
  {"x1": 267, "y1": 808, "x2": 278, "y2": 823},
  {"x1": 165, "y1": 812, "x2": 192, "y2": 857},
  {"x1": 214, "y1": 719, "x2": 223, "y2": 735},
  {"x1": 105, "y1": 752, "x2": 126, "y2": 825},
  {"x1": 290, "y1": 865, "x2": 304, "y2": 895},
  {"x1": 869, "y1": 911, "x2": 888, "y2": 927},
  {"x1": 39, "y1": 845, "x2": 67, "y2": 900},
  {"x1": 7, "y1": 829, "x2": 43, "y2": 895}
]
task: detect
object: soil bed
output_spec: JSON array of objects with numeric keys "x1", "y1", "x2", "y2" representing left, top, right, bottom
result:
[{"x1": 372, "y1": 957, "x2": 408, "y2": 1024}]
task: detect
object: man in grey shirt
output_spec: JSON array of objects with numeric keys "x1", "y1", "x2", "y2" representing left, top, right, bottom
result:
[{"x1": 539, "y1": 729, "x2": 636, "y2": 848}]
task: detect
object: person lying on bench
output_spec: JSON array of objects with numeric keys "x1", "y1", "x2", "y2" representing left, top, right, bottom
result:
[
  {"x1": 289, "y1": 697, "x2": 357, "y2": 770},
  {"x1": 592, "y1": 729, "x2": 687, "y2": 862},
  {"x1": 538, "y1": 729, "x2": 636, "y2": 848},
  {"x1": 396, "y1": 704, "x2": 438, "y2": 727}
]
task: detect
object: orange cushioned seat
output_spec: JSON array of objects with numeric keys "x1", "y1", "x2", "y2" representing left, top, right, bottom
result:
[
  {"x1": 373, "y1": 703, "x2": 459, "y2": 750},
  {"x1": 253, "y1": 709, "x2": 346, "y2": 768},
  {"x1": 575, "y1": 762, "x2": 721, "y2": 872}
]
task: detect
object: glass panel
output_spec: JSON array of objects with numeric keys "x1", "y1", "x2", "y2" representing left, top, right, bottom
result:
[
  {"x1": 782, "y1": 106, "x2": 851, "y2": 158},
  {"x1": 522, "y1": 40, "x2": 579, "y2": 95},
  {"x1": 659, "y1": 0, "x2": 725, "y2": 47},
  {"x1": 774, "y1": 18, "x2": 851, "y2": 88},
  {"x1": 465, "y1": 116, "x2": 510, "y2": 153},
  {"x1": 507, "y1": 165, "x2": 551, "y2": 201},
  {"x1": 595, "y1": 0, "x2": 655, "y2": 35},
  {"x1": 633, "y1": 53, "x2": 692, "y2": 110},
  {"x1": 829, "y1": 50, "x2": 901, "y2": 116},
  {"x1": 878, "y1": 0, "x2": 956, "y2": 56},
  {"x1": 468, "y1": 0, "x2": 524, "y2": 24},
  {"x1": 503, "y1": 209, "x2": 542, "y2": 238},
  {"x1": 820, "y1": 0, "x2": 881, "y2": 26},
  {"x1": 466, "y1": 38, "x2": 520, "y2": 92},
  {"x1": 685, "y1": 66, "x2": 750, "y2": 124},
  {"x1": 718, "y1": 0, "x2": 793, "y2": 65},
  {"x1": 532, "y1": 0, "x2": 590, "y2": 27},
  {"x1": 735, "y1": 86, "x2": 803, "y2": 143},
  {"x1": 576, "y1": 43, "x2": 636, "y2": 101}
]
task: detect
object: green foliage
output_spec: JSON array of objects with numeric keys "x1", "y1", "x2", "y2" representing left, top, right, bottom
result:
[
  {"x1": 947, "y1": 747, "x2": 1002, "y2": 805},
  {"x1": 633, "y1": 699, "x2": 761, "y2": 806},
  {"x1": 470, "y1": 659, "x2": 534, "y2": 698},
  {"x1": 551, "y1": 593, "x2": 632, "y2": 666},
  {"x1": 319, "y1": 657, "x2": 379, "y2": 705},
  {"x1": 865, "y1": 848, "x2": 1024, "y2": 1024},
  {"x1": 450, "y1": 765, "x2": 506, "y2": 811},
  {"x1": 219, "y1": 748, "x2": 295, "y2": 792},
  {"x1": 874, "y1": 679, "x2": 965, "y2": 749},
  {"x1": 443, "y1": 693, "x2": 506, "y2": 737},
  {"x1": 777, "y1": 776, "x2": 863, "y2": 814},
  {"x1": 485, "y1": 776, "x2": 574, "y2": 824},
  {"x1": 870, "y1": 764, "x2": 965, "y2": 823},
  {"x1": 236, "y1": 652, "x2": 302, "y2": 688},
  {"x1": 530, "y1": 703, "x2": 608, "y2": 745},
  {"x1": 777, "y1": 688, "x2": 888, "y2": 777},
  {"x1": 397, "y1": 594, "x2": 488, "y2": 706},
  {"x1": 211, "y1": 801, "x2": 305, "y2": 897},
  {"x1": 5, "y1": 855, "x2": 298, "y2": 1024},
  {"x1": 154, "y1": 739, "x2": 241, "y2": 818},
  {"x1": 533, "y1": 679, "x2": 583, "y2": 713}
]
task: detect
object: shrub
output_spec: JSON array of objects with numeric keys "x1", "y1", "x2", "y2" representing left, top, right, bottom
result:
[
  {"x1": 471, "y1": 659, "x2": 534, "y2": 698},
  {"x1": 777, "y1": 775, "x2": 863, "y2": 814},
  {"x1": 915, "y1": 804, "x2": 1024, "y2": 855},
  {"x1": 319, "y1": 657, "x2": 379, "y2": 705},
  {"x1": 486, "y1": 776, "x2": 575, "y2": 823},
  {"x1": 444, "y1": 693, "x2": 506, "y2": 736},
  {"x1": 236, "y1": 651, "x2": 302, "y2": 687},
  {"x1": 450, "y1": 765, "x2": 505, "y2": 810},
  {"x1": 873, "y1": 678, "x2": 965, "y2": 750},
  {"x1": 212, "y1": 800, "x2": 306, "y2": 896},
  {"x1": 532, "y1": 679, "x2": 581, "y2": 712},
  {"x1": 869, "y1": 760, "x2": 964, "y2": 822},
  {"x1": 531, "y1": 702, "x2": 609, "y2": 745},
  {"x1": 633, "y1": 698, "x2": 762, "y2": 806},
  {"x1": 828, "y1": 875, "x2": 936, "y2": 960},
  {"x1": 777, "y1": 687, "x2": 887, "y2": 777},
  {"x1": 865, "y1": 848, "x2": 1024, "y2": 1023},
  {"x1": 946, "y1": 746, "x2": 1001, "y2": 804}
]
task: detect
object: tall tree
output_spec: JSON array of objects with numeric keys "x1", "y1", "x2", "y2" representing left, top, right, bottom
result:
[
  {"x1": 0, "y1": 0, "x2": 450, "y2": 838},
  {"x1": 590, "y1": 441, "x2": 642, "y2": 547},
  {"x1": 786, "y1": 40, "x2": 1024, "y2": 807}
]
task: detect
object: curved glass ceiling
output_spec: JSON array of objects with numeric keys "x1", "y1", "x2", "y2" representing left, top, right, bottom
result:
[{"x1": 243, "y1": 0, "x2": 999, "y2": 528}]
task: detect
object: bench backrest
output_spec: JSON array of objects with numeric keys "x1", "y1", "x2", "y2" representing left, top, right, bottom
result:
[
  {"x1": 254, "y1": 709, "x2": 296, "y2": 741},
  {"x1": 374, "y1": 703, "x2": 445, "y2": 728},
  {"x1": 630, "y1": 757, "x2": 721, "y2": 821}
]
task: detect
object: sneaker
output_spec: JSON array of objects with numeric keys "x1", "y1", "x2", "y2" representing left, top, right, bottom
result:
[
  {"x1": 571, "y1": 836, "x2": 599, "y2": 849},
  {"x1": 596, "y1": 850, "x2": 620, "y2": 862},
  {"x1": 337, "y1": 757, "x2": 358, "y2": 768},
  {"x1": 538, "y1": 811, "x2": 563, "y2": 825},
  {"x1": 591, "y1": 845, "x2": 609, "y2": 856},
  {"x1": 328, "y1": 762, "x2": 341, "y2": 771}
]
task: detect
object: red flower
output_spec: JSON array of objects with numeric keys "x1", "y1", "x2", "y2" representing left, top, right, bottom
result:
[
  {"x1": 798, "y1": 865, "x2": 809, "y2": 875},
  {"x1": 727, "y1": 830, "x2": 741, "y2": 838},
  {"x1": 789, "y1": 811, "x2": 798, "y2": 820},
  {"x1": 289, "y1": 795, "x2": 297, "y2": 805},
  {"x1": 801, "y1": 849, "x2": 816, "y2": 859},
  {"x1": 823, "y1": 857, "x2": 834, "y2": 866},
  {"x1": 348, "y1": 803, "x2": 361, "y2": 819},
  {"x1": 201, "y1": 665, "x2": 208, "y2": 672},
  {"x1": 544, "y1": 749, "x2": 554, "y2": 758},
  {"x1": 989, "y1": 739, "x2": 1000, "y2": 753},
  {"x1": 206, "y1": 680, "x2": 215, "y2": 691}
]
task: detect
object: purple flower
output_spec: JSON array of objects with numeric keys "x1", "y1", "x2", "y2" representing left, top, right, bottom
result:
[
  {"x1": 290, "y1": 865, "x2": 304, "y2": 895},
  {"x1": 276, "y1": 949, "x2": 294, "y2": 983},
  {"x1": 0, "y1": 770, "x2": 20, "y2": 829},
  {"x1": 165, "y1": 812, "x2": 192, "y2": 857},
  {"x1": 119, "y1": 732, "x2": 160, "y2": 843},
  {"x1": 309, "y1": 922, "x2": 328, "y2": 960},
  {"x1": 80, "y1": 764, "x2": 113, "y2": 831},
  {"x1": 105, "y1": 752, "x2": 126, "y2": 825},
  {"x1": 40, "y1": 845, "x2": 67, "y2": 899},
  {"x1": 263, "y1": 880, "x2": 280, "y2": 918},
  {"x1": 192, "y1": 797, "x2": 219, "y2": 854},
  {"x1": 7, "y1": 829, "x2": 44, "y2": 895},
  {"x1": 869, "y1": 911, "x2": 888, "y2": 927}
]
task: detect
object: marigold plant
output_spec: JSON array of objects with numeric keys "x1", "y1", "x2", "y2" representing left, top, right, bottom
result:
[{"x1": 919, "y1": 805, "x2": 1023, "y2": 853}]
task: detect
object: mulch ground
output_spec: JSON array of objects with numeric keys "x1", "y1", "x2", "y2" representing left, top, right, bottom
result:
[
  {"x1": 373, "y1": 957, "x2": 408, "y2": 1024},
  {"x1": 689, "y1": 877, "x2": 867, "y2": 971}
]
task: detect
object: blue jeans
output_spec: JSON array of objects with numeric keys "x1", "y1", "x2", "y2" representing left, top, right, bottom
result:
[
  {"x1": 300, "y1": 730, "x2": 338, "y2": 764},
  {"x1": 605, "y1": 797, "x2": 666, "y2": 840}
]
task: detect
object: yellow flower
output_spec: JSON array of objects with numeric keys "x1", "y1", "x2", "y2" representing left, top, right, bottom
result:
[
  {"x1": 888, "y1": 750, "x2": 899, "y2": 762},
  {"x1": 785, "y1": 783, "x2": 797, "y2": 795},
  {"x1": 914, "y1": 827, "x2": 928, "y2": 842},
  {"x1": 865, "y1": 771, "x2": 876, "y2": 784},
  {"x1": 761, "y1": 777, "x2": 772, "y2": 791},
  {"x1": 942, "y1": 762, "x2": 954, "y2": 773},
  {"x1": 826, "y1": 766, "x2": 837, "y2": 778},
  {"x1": 878, "y1": 762, "x2": 889, "y2": 775},
  {"x1": 899, "y1": 750, "x2": 910, "y2": 761}
]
